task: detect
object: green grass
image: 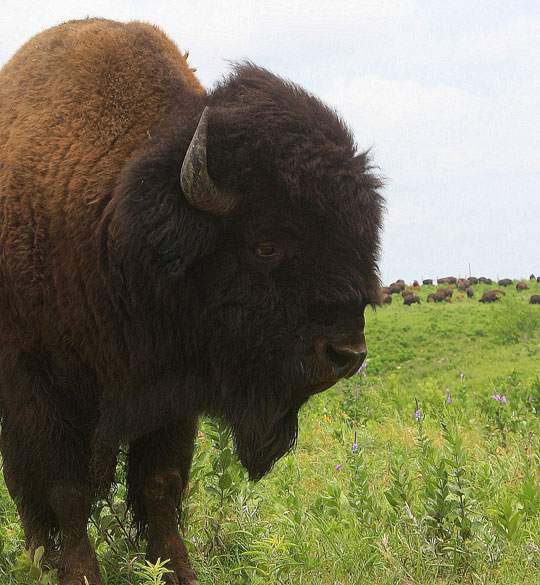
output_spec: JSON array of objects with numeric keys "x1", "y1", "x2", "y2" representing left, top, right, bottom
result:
[{"x1": 2, "y1": 279, "x2": 540, "y2": 584}]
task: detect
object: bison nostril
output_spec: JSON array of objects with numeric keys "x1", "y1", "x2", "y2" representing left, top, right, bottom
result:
[{"x1": 325, "y1": 344, "x2": 367, "y2": 377}]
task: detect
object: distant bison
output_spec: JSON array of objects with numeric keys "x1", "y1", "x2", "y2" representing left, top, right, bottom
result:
[
  {"x1": 422, "y1": 279, "x2": 433, "y2": 285},
  {"x1": 479, "y1": 277, "x2": 493, "y2": 285},
  {"x1": 412, "y1": 280, "x2": 419, "y2": 287},
  {"x1": 404, "y1": 295, "x2": 420, "y2": 305},
  {"x1": 0, "y1": 19, "x2": 384, "y2": 585},
  {"x1": 530, "y1": 295, "x2": 540, "y2": 304},
  {"x1": 438, "y1": 287, "x2": 453, "y2": 298},
  {"x1": 387, "y1": 280, "x2": 405, "y2": 293},
  {"x1": 498, "y1": 278, "x2": 513, "y2": 287},
  {"x1": 382, "y1": 293, "x2": 392, "y2": 304},
  {"x1": 466, "y1": 287, "x2": 474, "y2": 297},
  {"x1": 530, "y1": 274, "x2": 536, "y2": 281},
  {"x1": 516, "y1": 282, "x2": 529, "y2": 291},
  {"x1": 427, "y1": 290, "x2": 446, "y2": 302},
  {"x1": 456, "y1": 279, "x2": 470, "y2": 290},
  {"x1": 479, "y1": 290, "x2": 504, "y2": 303},
  {"x1": 437, "y1": 276, "x2": 457, "y2": 285},
  {"x1": 469, "y1": 277, "x2": 479, "y2": 285}
]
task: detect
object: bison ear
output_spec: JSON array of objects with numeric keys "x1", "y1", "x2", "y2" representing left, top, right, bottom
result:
[{"x1": 180, "y1": 107, "x2": 238, "y2": 215}]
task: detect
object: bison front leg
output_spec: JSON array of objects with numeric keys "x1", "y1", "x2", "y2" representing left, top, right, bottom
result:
[
  {"x1": 0, "y1": 359, "x2": 103, "y2": 585},
  {"x1": 49, "y1": 483, "x2": 102, "y2": 585},
  {"x1": 127, "y1": 421, "x2": 199, "y2": 585}
]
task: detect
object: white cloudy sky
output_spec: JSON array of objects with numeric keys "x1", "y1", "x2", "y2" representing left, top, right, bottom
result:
[{"x1": 2, "y1": 1, "x2": 539, "y2": 284}]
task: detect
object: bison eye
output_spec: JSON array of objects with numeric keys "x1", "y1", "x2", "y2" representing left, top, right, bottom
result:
[{"x1": 254, "y1": 243, "x2": 277, "y2": 259}]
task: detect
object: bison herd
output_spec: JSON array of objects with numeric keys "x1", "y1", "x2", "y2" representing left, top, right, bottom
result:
[{"x1": 382, "y1": 276, "x2": 540, "y2": 306}]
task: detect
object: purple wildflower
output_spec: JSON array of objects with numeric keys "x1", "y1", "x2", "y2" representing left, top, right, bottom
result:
[
  {"x1": 491, "y1": 394, "x2": 501, "y2": 402},
  {"x1": 501, "y1": 395, "x2": 507, "y2": 403},
  {"x1": 415, "y1": 409, "x2": 421, "y2": 420},
  {"x1": 336, "y1": 463, "x2": 341, "y2": 471},
  {"x1": 352, "y1": 442, "x2": 358, "y2": 452},
  {"x1": 354, "y1": 386, "x2": 359, "y2": 395},
  {"x1": 447, "y1": 395, "x2": 452, "y2": 404},
  {"x1": 460, "y1": 372, "x2": 464, "y2": 380}
]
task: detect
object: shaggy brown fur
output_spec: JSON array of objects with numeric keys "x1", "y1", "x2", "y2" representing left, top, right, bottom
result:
[
  {"x1": 0, "y1": 19, "x2": 383, "y2": 585},
  {"x1": 530, "y1": 295, "x2": 540, "y2": 304},
  {"x1": 516, "y1": 281, "x2": 529, "y2": 291}
]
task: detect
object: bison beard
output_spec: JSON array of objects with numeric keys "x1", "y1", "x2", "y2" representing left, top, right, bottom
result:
[{"x1": 230, "y1": 400, "x2": 301, "y2": 481}]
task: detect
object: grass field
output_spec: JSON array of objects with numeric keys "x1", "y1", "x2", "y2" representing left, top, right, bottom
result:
[{"x1": 2, "y1": 279, "x2": 540, "y2": 584}]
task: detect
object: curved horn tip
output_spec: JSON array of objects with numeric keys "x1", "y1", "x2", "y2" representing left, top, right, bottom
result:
[{"x1": 180, "y1": 107, "x2": 238, "y2": 215}]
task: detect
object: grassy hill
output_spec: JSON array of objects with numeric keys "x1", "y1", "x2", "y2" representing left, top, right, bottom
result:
[{"x1": 2, "y1": 279, "x2": 540, "y2": 584}]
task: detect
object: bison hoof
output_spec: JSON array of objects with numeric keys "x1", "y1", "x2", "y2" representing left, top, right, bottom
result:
[{"x1": 163, "y1": 573, "x2": 199, "y2": 585}]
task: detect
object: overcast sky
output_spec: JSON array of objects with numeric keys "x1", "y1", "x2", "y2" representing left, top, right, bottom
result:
[{"x1": 2, "y1": 1, "x2": 539, "y2": 284}]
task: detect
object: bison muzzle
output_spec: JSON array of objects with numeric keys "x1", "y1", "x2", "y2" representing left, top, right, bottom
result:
[{"x1": 0, "y1": 18, "x2": 384, "y2": 585}]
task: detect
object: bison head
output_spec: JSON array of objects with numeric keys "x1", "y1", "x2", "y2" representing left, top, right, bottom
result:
[{"x1": 111, "y1": 64, "x2": 383, "y2": 480}]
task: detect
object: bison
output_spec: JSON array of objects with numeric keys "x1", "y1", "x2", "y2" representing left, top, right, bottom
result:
[
  {"x1": 479, "y1": 290, "x2": 504, "y2": 303},
  {"x1": 498, "y1": 278, "x2": 513, "y2": 287},
  {"x1": 479, "y1": 277, "x2": 493, "y2": 285},
  {"x1": 516, "y1": 281, "x2": 529, "y2": 291},
  {"x1": 0, "y1": 19, "x2": 384, "y2": 585},
  {"x1": 404, "y1": 294, "x2": 420, "y2": 305},
  {"x1": 437, "y1": 276, "x2": 457, "y2": 285},
  {"x1": 530, "y1": 295, "x2": 540, "y2": 304},
  {"x1": 438, "y1": 287, "x2": 453, "y2": 298},
  {"x1": 427, "y1": 290, "x2": 445, "y2": 302},
  {"x1": 466, "y1": 287, "x2": 474, "y2": 298},
  {"x1": 422, "y1": 279, "x2": 433, "y2": 285},
  {"x1": 387, "y1": 280, "x2": 405, "y2": 293}
]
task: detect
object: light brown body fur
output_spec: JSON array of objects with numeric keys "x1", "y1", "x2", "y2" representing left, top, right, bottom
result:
[
  {"x1": 1, "y1": 18, "x2": 204, "y2": 331},
  {"x1": 1, "y1": 19, "x2": 205, "y2": 585}
]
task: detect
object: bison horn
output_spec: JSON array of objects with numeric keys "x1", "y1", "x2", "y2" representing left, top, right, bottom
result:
[{"x1": 180, "y1": 107, "x2": 238, "y2": 215}]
